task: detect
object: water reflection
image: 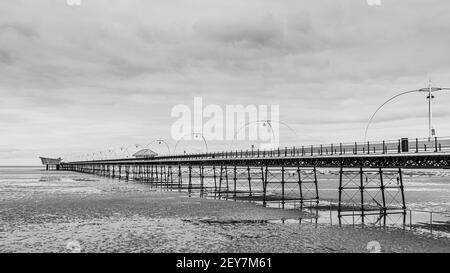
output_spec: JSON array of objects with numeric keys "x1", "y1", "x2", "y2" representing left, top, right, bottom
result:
[
  {"x1": 76, "y1": 170, "x2": 450, "y2": 239},
  {"x1": 185, "y1": 185, "x2": 450, "y2": 238}
]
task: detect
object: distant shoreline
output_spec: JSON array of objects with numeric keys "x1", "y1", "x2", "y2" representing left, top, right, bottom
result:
[{"x1": 0, "y1": 166, "x2": 42, "y2": 168}]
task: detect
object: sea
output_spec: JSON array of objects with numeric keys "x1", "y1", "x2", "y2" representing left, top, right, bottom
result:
[{"x1": 1, "y1": 166, "x2": 449, "y2": 252}]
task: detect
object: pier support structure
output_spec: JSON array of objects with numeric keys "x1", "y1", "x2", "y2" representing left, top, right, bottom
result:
[
  {"x1": 62, "y1": 163, "x2": 321, "y2": 208},
  {"x1": 263, "y1": 166, "x2": 319, "y2": 208},
  {"x1": 338, "y1": 167, "x2": 406, "y2": 223},
  {"x1": 61, "y1": 162, "x2": 407, "y2": 220}
]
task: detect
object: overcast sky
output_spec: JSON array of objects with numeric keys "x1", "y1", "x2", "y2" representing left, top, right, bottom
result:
[{"x1": 1, "y1": 0, "x2": 450, "y2": 165}]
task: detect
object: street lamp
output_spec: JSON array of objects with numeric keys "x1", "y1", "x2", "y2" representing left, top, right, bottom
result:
[
  {"x1": 174, "y1": 133, "x2": 209, "y2": 155},
  {"x1": 145, "y1": 139, "x2": 171, "y2": 155},
  {"x1": 123, "y1": 144, "x2": 142, "y2": 158},
  {"x1": 364, "y1": 84, "x2": 450, "y2": 142},
  {"x1": 106, "y1": 149, "x2": 117, "y2": 159},
  {"x1": 229, "y1": 119, "x2": 298, "y2": 151}
]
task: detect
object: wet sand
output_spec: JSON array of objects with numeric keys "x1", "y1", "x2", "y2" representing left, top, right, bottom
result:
[{"x1": 0, "y1": 169, "x2": 449, "y2": 253}]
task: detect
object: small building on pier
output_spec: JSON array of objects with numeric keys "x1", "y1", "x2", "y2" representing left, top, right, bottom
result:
[
  {"x1": 39, "y1": 157, "x2": 62, "y2": 170},
  {"x1": 132, "y1": 149, "x2": 158, "y2": 158}
]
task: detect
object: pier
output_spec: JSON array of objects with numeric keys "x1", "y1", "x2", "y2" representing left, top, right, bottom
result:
[{"x1": 59, "y1": 136, "x2": 450, "y2": 223}]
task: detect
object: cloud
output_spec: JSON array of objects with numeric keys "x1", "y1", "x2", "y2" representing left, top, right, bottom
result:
[
  {"x1": 0, "y1": 23, "x2": 37, "y2": 38},
  {"x1": 0, "y1": 50, "x2": 14, "y2": 65},
  {"x1": 1, "y1": 0, "x2": 450, "y2": 164},
  {"x1": 195, "y1": 14, "x2": 283, "y2": 47}
]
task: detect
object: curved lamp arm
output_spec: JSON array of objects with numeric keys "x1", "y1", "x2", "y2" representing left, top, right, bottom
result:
[
  {"x1": 230, "y1": 120, "x2": 274, "y2": 151},
  {"x1": 124, "y1": 144, "x2": 142, "y2": 158},
  {"x1": 229, "y1": 119, "x2": 298, "y2": 150},
  {"x1": 145, "y1": 139, "x2": 171, "y2": 155},
  {"x1": 364, "y1": 88, "x2": 450, "y2": 142},
  {"x1": 107, "y1": 149, "x2": 118, "y2": 159},
  {"x1": 174, "y1": 133, "x2": 208, "y2": 155}
]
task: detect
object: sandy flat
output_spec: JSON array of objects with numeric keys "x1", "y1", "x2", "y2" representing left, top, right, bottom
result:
[{"x1": 0, "y1": 170, "x2": 449, "y2": 253}]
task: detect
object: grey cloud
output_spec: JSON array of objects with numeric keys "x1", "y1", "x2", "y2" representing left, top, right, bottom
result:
[
  {"x1": 107, "y1": 57, "x2": 153, "y2": 77},
  {"x1": 194, "y1": 14, "x2": 283, "y2": 47},
  {"x1": 0, "y1": 50, "x2": 14, "y2": 65},
  {"x1": 136, "y1": 25, "x2": 187, "y2": 45},
  {"x1": 0, "y1": 23, "x2": 37, "y2": 38},
  {"x1": 1, "y1": 0, "x2": 450, "y2": 165}
]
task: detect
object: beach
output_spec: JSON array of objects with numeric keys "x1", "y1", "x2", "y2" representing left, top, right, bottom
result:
[{"x1": 0, "y1": 167, "x2": 449, "y2": 253}]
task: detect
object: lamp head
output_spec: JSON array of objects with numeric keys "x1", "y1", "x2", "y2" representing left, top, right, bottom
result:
[{"x1": 419, "y1": 87, "x2": 441, "y2": 92}]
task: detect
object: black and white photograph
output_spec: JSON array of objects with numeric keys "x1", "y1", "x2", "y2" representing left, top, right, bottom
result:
[{"x1": 1, "y1": 0, "x2": 450, "y2": 260}]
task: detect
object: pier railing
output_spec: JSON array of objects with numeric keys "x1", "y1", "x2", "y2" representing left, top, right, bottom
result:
[
  {"x1": 157, "y1": 136, "x2": 450, "y2": 161},
  {"x1": 71, "y1": 136, "x2": 450, "y2": 163}
]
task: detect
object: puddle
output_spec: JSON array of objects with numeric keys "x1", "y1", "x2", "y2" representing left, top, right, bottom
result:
[
  {"x1": 183, "y1": 218, "x2": 270, "y2": 225},
  {"x1": 200, "y1": 191, "x2": 450, "y2": 239}
]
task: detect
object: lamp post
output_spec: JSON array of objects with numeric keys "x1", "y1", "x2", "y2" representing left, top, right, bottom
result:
[
  {"x1": 364, "y1": 85, "x2": 450, "y2": 142},
  {"x1": 174, "y1": 133, "x2": 209, "y2": 155},
  {"x1": 107, "y1": 149, "x2": 117, "y2": 159},
  {"x1": 427, "y1": 80, "x2": 434, "y2": 139},
  {"x1": 229, "y1": 119, "x2": 298, "y2": 151},
  {"x1": 124, "y1": 144, "x2": 142, "y2": 158},
  {"x1": 145, "y1": 139, "x2": 171, "y2": 155}
]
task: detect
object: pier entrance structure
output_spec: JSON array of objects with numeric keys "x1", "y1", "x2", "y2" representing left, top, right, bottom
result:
[{"x1": 60, "y1": 137, "x2": 450, "y2": 221}]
